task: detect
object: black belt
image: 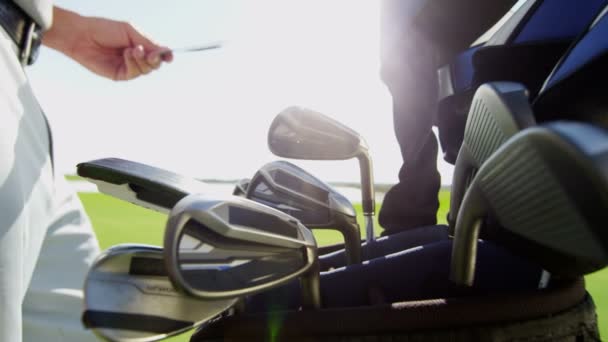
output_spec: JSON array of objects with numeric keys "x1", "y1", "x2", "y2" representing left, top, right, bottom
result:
[{"x1": 0, "y1": 0, "x2": 43, "y2": 65}]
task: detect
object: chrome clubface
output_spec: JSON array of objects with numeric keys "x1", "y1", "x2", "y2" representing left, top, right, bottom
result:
[
  {"x1": 268, "y1": 106, "x2": 366, "y2": 160},
  {"x1": 83, "y1": 244, "x2": 237, "y2": 342},
  {"x1": 164, "y1": 194, "x2": 321, "y2": 308},
  {"x1": 267, "y1": 106, "x2": 376, "y2": 242},
  {"x1": 247, "y1": 161, "x2": 355, "y2": 223},
  {"x1": 451, "y1": 122, "x2": 608, "y2": 286},
  {"x1": 246, "y1": 160, "x2": 361, "y2": 264}
]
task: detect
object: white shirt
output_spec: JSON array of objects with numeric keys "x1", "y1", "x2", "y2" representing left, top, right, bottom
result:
[{"x1": 13, "y1": 0, "x2": 53, "y2": 30}]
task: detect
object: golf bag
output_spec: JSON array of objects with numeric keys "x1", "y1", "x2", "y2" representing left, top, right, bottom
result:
[
  {"x1": 437, "y1": 0, "x2": 607, "y2": 163},
  {"x1": 190, "y1": 2, "x2": 608, "y2": 341}
]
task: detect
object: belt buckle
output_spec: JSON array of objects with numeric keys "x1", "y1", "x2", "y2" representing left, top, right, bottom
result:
[{"x1": 20, "y1": 21, "x2": 42, "y2": 66}]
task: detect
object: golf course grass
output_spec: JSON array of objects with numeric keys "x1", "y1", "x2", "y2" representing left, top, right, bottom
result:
[{"x1": 78, "y1": 190, "x2": 606, "y2": 340}]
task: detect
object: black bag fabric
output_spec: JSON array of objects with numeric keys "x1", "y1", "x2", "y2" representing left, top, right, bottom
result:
[
  {"x1": 534, "y1": 9, "x2": 608, "y2": 125},
  {"x1": 191, "y1": 279, "x2": 600, "y2": 342},
  {"x1": 437, "y1": 0, "x2": 607, "y2": 163}
]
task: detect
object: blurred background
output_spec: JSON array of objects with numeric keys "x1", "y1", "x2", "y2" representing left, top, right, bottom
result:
[
  {"x1": 25, "y1": 2, "x2": 607, "y2": 340},
  {"x1": 27, "y1": 0, "x2": 455, "y2": 186}
]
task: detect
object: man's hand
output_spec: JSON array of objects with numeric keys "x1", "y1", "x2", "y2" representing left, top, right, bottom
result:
[{"x1": 43, "y1": 7, "x2": 173, "y2": 81}]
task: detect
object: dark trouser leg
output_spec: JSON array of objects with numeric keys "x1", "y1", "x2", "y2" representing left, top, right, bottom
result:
[
  {"x1": 378, "y1": 2, "x2": 441, "y2": 234},
  {"x1": 379, "y1": 131, "x2": 440, "y2": 233}
]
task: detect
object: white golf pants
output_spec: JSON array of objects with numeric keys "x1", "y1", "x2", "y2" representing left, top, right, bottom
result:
[{"x1": 0, "y1": 27, "x2": 101, "y2": 342}]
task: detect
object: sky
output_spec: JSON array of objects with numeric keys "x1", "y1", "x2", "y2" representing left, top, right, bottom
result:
[{"x1": 27, "y1": 0, "x2": 455, "y2": 185}]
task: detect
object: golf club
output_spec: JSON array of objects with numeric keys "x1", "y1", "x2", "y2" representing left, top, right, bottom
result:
[
  {"x1": 82, "y1": 244, "x2": 237, "y2": 342},
  {"x1": 232, "y1": 178, "x2": 250, "y2": 197},
  {"x1": 451, "y1": 122, "x2": 608, "y2": 286},
  {"x1": 77, "y1": 158, "x2": 213, "y2": 213},
  {"x1": 448, "y1": 82, "x2": 536, "y2": 230},
  {"x1": 267, "y1": 106, "x2": 376, "y2": 243},
  {"x1": 160, "y1": 41, "x2": 224, "y2": 57},
  {"x1": 246, "y1": 160, "x2": 361, "y2": 264},
  {"x1": 164, "y1": 194, "x2": 321, "y2": 309}
]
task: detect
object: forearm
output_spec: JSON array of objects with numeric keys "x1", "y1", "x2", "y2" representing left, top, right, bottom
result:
[{"x1": 42, "y1": 6, "x2": 86, "y2": 56}]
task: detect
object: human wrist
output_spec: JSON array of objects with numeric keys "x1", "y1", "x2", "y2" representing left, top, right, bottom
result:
[{"x1": 42, "y1": 6, "x2": 86, "y2": 56}]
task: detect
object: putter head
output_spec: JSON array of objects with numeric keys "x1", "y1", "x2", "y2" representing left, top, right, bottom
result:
[
  {"x1": 77, "y1": 158, "x2": 212, "y2": 213},
  {"x1": 164, "y1": 194, "x2": 320, "y2": 308},
  {"x1": 83, "y1": 244, "x2": 237, "y2": 342},
  {"x1": 268, "y1": 106, "x2": 368, "y2": 160},
  {"x1": 246, "y1": 160, "x2": 361, "y2": 264},
  {"x1": 449, "y1": 82, "x2": 536, "y2": 228},
  {"x1": 451, "y1": 122, "x2": 608, "y2": 286},
  {"x1": 232, "y1": 178, "x2": 250, "y2": 197}
]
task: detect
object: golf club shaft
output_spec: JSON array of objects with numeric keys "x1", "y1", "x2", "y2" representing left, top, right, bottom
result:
[
  {"x1": 300, "y1": 262, "x2": 321, "y2": 309},
  {"x1": 161, "y1": 41, "x2": 223, "y2": 56},
  {"x1": 325, "y1": 222, "x2": 362, "y2": 265},
  {"x1": 358, "y1": 154, "x2": 375, "y2": 242},
  {"x1": 450, "y1": 184, "x2": 486, "y2": 286},
  {"x1": 357, "y1": 154, "x2": 375, "y2": 215},
  {"x1": 448, "y1": 147, "x2": 474, "y2": 233},
  {"x1": 364, "y1": 215, "x2": 375, "y2": 244}
]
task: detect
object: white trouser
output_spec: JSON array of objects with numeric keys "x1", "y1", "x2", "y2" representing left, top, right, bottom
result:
[{"x1": 0, "y1": 27, "x2": 101, "y2": 342}]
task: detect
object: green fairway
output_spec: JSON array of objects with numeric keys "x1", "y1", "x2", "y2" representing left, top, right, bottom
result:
[
  {"x1": 78, "y1": 190, "x2": 452, "y2": 249},
  {"x1": 78, "y1": 190, "x2": 606, "y2": 340}
]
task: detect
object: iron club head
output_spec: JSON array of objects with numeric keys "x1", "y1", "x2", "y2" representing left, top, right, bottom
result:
[
  {"x1": 82, "y1": 244, "x2": 237, "y2": 342},
  {"x1": 267, "y1": 106, "x2": 376, "y2": 242},
  {"x1": 164, "y1": 194, "x2": 321, "y2": 309},
  {"x1": 246, "y1": 160, "x2": 361, "y2": 264},
  {"x1": 451, "y1": 122, "x2": 608, "y2": 286}
]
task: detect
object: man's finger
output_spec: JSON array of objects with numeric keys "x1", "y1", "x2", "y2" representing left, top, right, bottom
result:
[
  {"x1": 159, "y1": 49, "x2": 174, "y2": 63},
  {"x1": 132, "y1": 45, "x2": 153, "y2": 75},
  {"x1": 125, "y1": 22, "x2": 169, "y2": 54},
  {"x1": 146, "y1": 51, "x2": 163, "y2": 70},
  {"x1": 125, "y1": 23, "x2": 172, "y2": 64},
  {"x1": 117, "y1": 47, "x2": 139, "y2": 80}
]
